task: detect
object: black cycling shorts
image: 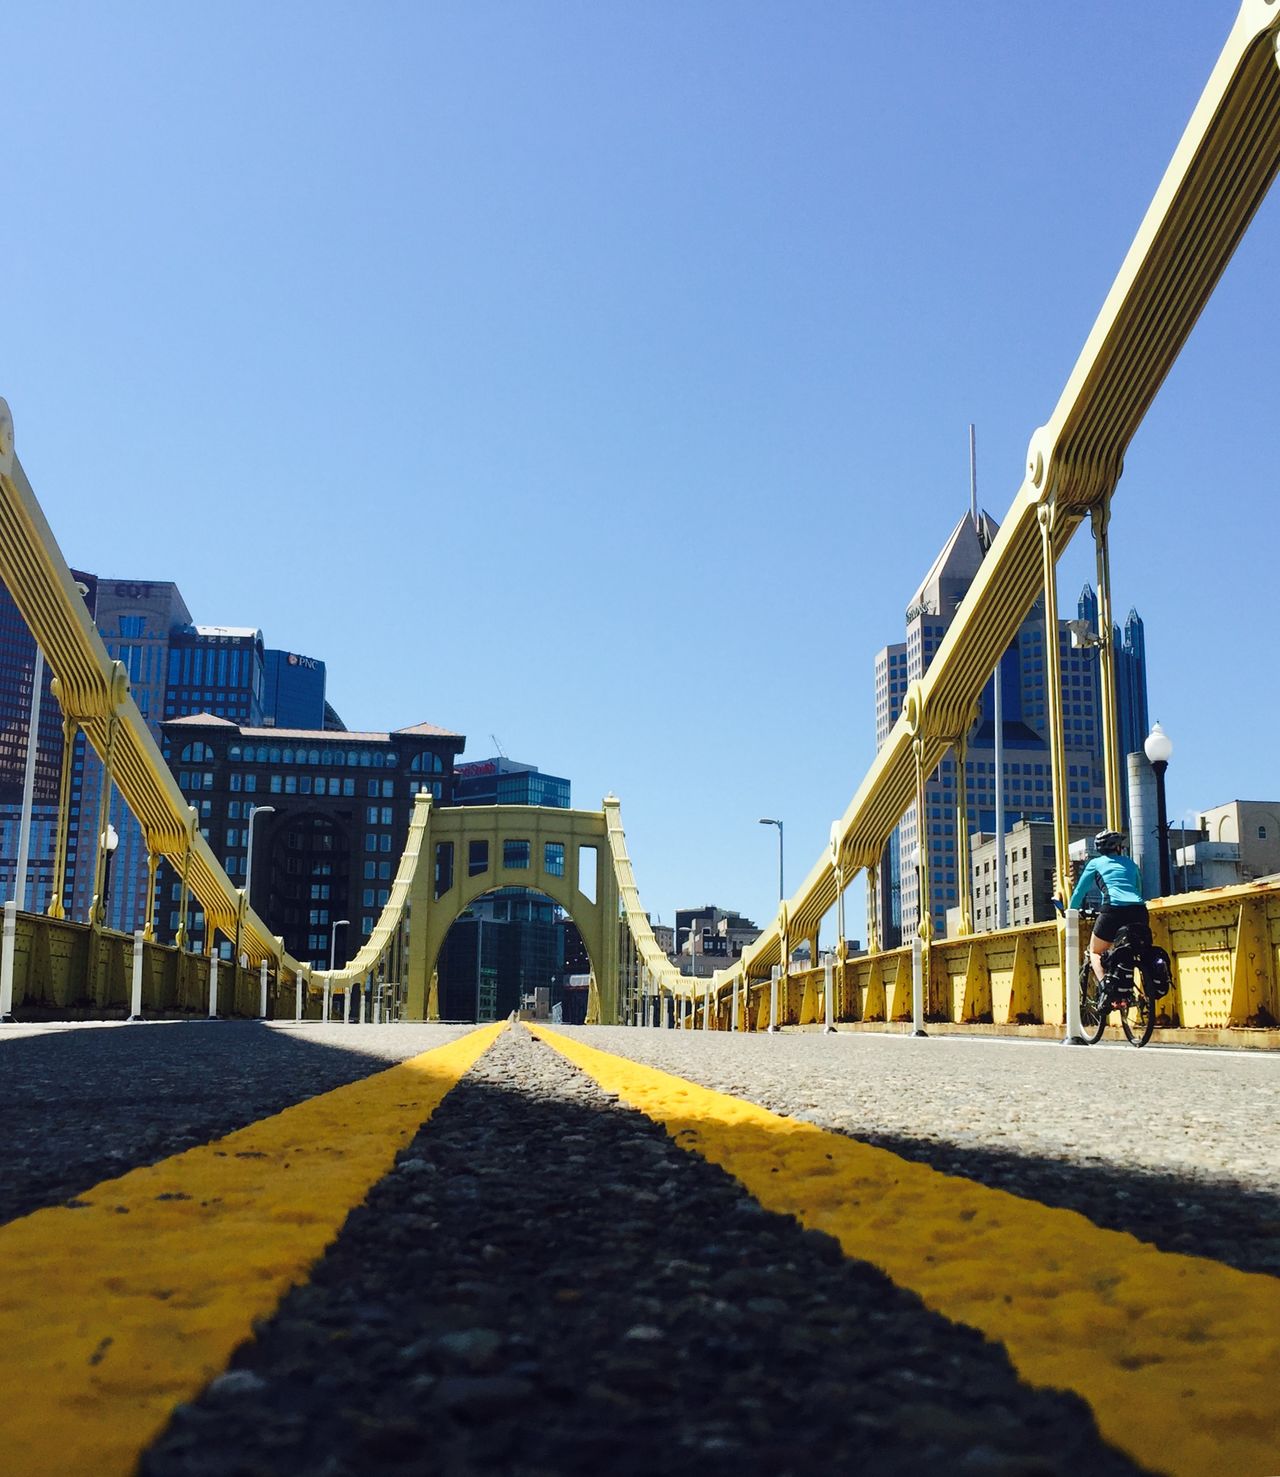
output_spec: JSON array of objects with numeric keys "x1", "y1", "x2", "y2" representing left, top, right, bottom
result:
[{"x1": 1094, "y1": 903, "x2": 1148, "y2": 944}]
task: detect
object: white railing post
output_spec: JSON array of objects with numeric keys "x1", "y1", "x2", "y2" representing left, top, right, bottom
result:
[
  {"x1": 911, "y1": 937, "x2": 926, "y2": 1037},
  {"x1": 208, "y1": 954, "x2": 219, "y2": 1019},
  {"x1": 768, "y1": 964, "x2": 779, "y2": 1033},
  {"x1": 731, "y1": 978, "x2": 740, "y2": 1032},
  {"x1": 659, "y1": 990, "x2": 667, "y2": 1029},
  {"x1": 359, "y1": 978, "x2": 367, "y2": 1025},
  {"x1": 823, "y1": 956, "x2": 835, "y2": 1035},
  {"x1": 295, "y1": 971, "x2": 303, "y2": 1021},
  {"x1": 0, "y1": 900, "x2": 17, "y2": 1021},
  {"x1": 323, "y1": 977, "x2": 332, "y2": 1023},
  {"x1": 259, "y1": 959, "x2": 269, "y2": 1020},
  {"x1": 128, "y1": 929, "x2": 145, "y2": 1021},
  {"x1": 1064, "y1": 907, "x2": 1085, "y2": 1045},
  {"x1": 703, "y1": 983, "x2": 711, "y2": 1031}
]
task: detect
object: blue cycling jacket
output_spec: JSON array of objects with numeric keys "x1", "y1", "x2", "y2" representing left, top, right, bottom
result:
[{"x1": 1069, "y1": 854, "x2": 1145, "y2": 909}]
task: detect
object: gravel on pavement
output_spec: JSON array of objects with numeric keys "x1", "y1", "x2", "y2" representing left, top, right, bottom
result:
[
  {"x1": 565, "y1": 1025, "x2": 1280, "y2": 1276},
  {"x1": 140, "y1": 1026, "x2": 1144, "y2": 1477}
]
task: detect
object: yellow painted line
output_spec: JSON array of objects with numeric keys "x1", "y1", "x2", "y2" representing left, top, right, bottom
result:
[
  {"x1": 531, "y1": 1025, "x2": 1280, "y2": 1477},
  {"x1": 0, "y1": 1021, "x2": 505, "y2": 1477}
]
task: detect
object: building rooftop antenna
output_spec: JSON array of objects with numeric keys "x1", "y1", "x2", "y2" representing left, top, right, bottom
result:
[{"x1": 490, "y1": 733, "x2": 507, "y2": 758}]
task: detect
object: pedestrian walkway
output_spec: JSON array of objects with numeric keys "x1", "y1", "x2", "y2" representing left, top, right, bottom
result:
[{"x1": 1, "y1": 1021, "x2": 1276, "y2": 1475}]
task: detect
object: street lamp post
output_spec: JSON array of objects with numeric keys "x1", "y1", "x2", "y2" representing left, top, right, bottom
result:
[
  {"x1": 1143, "y1": 722, "x2": 1174, "y2": 897},
  {"x1": 101, "y1": 823, "x2": 119, "y2": 923},
  {"x1": 327, "y1": 918, "x2": 350, "y2": 1022},
  {"x1": 13, "y1": 648, "x2": 44, "y2": 910},
  {"x1": 244, "y1": 804, "x2": 275, "y2": 913},
  {"x1": 758, "y1": 817, "x2": 784, "y2": 902}
]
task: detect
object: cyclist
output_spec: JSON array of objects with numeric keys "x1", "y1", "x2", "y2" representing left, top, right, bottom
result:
[{"x1": 1068, "y1": 830, "x2": 1147, "y2": 992}]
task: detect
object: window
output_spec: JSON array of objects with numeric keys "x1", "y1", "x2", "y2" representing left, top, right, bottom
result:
[
  {"x1": 364, "y1": 861, "x2": 377, "y2": 879},
  {"x1": 434, "y1": 841, "x2": 454, "y2": 898},
  {"x1": 469, "y1": 840, "x2": 488, "y2": 876},
  {"x1": 343, "y1": 778, "x2": 355, "y2": 797},
  {"x1": 503, "y1": 839, "x2": 530, "y2": 870},
  {"x1": 545, "y1": 842, "x2": 565, "y2": 877},
  {"x1": 1259, "y1": 826, "x2": 1268, "y2": 840}
]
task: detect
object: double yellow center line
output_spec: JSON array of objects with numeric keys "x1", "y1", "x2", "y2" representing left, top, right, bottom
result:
[
  {"x1": 532, "y1": 1025, "x2": 1280, "y2": 1477},
  {"x1": 0, "y1": 1023, "x2": 502, "y2": 1476}
]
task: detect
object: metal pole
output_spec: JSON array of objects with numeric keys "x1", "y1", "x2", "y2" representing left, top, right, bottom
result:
[
  {"x1": 1153, "y1": 760, "x2": 1172, "y2": 897},
  {"x1": 1064, "y1": 907, "x2": 1085, "y2": 1045},
  {"x1": 911, "y1": 936, "x2": 926, "y2": 1037},
  {"x1": 295, "y1": 970, "x2": 303, "y2": 1022},
  {"x1": 129, "y1": 929, "x2": 145, "y2": 1021},
  {"x1": 731, "y1": 977, "x2": 740, "y2": 1032},
  {"x1": 14, "y1": 648, "x2": 43, "y2": 910},
  {"x1": 0, "y1": 900, "x2": 16, "y2": 1020},
  {"x1": 768, "y1": 964, "x2": 779, "y2": 1033},
  {"x1": 359, "y1": 976, "x2": 367, "y2": 1025},
  {"x1": 823, "y1": 956, "x2": 835, "y2": 1035},
  {"x1": 994, "y1": 655, "x2": 1007, "y2": 929},
  {"x1": 259, "y1": 959, "x2": 269, "y2": 1019},
  {"x1": 208, "y1": 954, "x2": 219, "y2": 1019},
  {"x1": 703, "y1": 982, "x2": 711, "y2": 1031}
]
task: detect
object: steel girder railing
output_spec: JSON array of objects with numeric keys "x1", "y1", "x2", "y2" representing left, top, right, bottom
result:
[
  {"x1": 703, "y1": 1, "x2": 1280, "y2": 1010},
  {"x1": 0, "y1": 437, "x2": 301, "y2": 990},
  {"x1": 3, "y1": 6, "x2": 1278, "y2": 1023}
]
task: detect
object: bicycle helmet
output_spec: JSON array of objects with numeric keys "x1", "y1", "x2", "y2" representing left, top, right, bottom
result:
[{"x1": 1094, "y1": 829, "x2": 1124, "y2": 855}]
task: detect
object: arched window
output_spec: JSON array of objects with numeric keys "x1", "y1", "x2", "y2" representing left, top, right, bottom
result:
[
  {"x1": 308, "y1": 749, "x2": 320, "y2": 765},
  {"x1": 283, "y1": 748, "x2": 295, "y2": 765},
  {"x1": 229, "y1": 745, "x2": 241, "y2": 762},
  {"x1": 269, "y1": 747, "x2": 281, "y2": 764}
]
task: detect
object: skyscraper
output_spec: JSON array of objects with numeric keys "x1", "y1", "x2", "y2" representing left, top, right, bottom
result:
[
  {"x1": 262, "y1": 649, "x2": 327, "y2": 730},
  {"x1": 873, "y1": 509, "x2": 1147, "y2": 943}
]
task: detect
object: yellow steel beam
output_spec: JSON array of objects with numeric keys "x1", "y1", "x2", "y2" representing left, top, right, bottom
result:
[{"x1": 725, "y1": 2, "x2": 1280, "y2": 994}]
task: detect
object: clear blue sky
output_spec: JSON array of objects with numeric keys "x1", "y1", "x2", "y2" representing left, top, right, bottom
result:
[{"x1": 7, "y1": 2, "x2": 1276, "y2": 941}]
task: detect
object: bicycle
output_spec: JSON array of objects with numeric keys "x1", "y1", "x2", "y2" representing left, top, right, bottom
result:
[{"x1": 1075, "y1": 911, "x2": 1172, "y2": 1048}]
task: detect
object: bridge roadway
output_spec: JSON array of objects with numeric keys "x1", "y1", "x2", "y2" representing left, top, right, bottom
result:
[{"x1": 1, "y1": 1022, "x2": 1277, "y2": 1476}]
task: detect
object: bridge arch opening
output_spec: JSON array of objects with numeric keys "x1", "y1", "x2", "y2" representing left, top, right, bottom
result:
[{"x1": 435, "y1": 886, "x2": 591, "y2": 1024}]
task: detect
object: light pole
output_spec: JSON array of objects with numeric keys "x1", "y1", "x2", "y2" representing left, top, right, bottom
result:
[
  {"x1": 328, "y1": 918, "x2": 350, "y2": 1022},
  {"x1": 244, "y1": 804, "x2": 275, "y2": 912},
  {"x1": 758, "y1": 817, "x2": 784, "y2": 902},
  {"x1": 1143, "y1": 722, "x2": 1173, "y2": 897},
  {"x1": 15, "y1": 582, "x2": 90, "y2": 911},
  {"x1": 13, "y1": 647, "x2": 44, "y2": 911},
  {"x1": 100, "y1": 823, "x2": 119, "y2": 924}
]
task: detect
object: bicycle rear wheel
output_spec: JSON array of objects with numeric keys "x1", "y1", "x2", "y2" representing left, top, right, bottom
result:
[
  {"x1": 1079, "y1": 960, "x2": 1108, "y2": 1044},
  {"x1": 1119, "y1": 989, "x2": 1155, "y2": 1047}
]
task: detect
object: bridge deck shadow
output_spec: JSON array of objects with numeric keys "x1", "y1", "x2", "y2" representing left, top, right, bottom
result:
[{"x1": 0, "y1": 1021, "x2": 471, "y2": 1224}]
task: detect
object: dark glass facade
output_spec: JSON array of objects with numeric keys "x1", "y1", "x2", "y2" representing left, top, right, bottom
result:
[
  {"x1": 453, "y1": 757, "x2": 570, "y2": 809},
  {"x1": 262, "y1": 649, "x2": 326, "y2": 730},
  {"x1": 165, "y1": 627, "x2": 265, "y2": 725}
]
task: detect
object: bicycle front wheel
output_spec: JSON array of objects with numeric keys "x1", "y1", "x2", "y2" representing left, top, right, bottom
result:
[
  {"x1": 1119, "y1": 990, "x2": 1155, "y2": 1047},
  {"x1": 1079, "y1": 960, "x2": 1108, "y2": 1044}
]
